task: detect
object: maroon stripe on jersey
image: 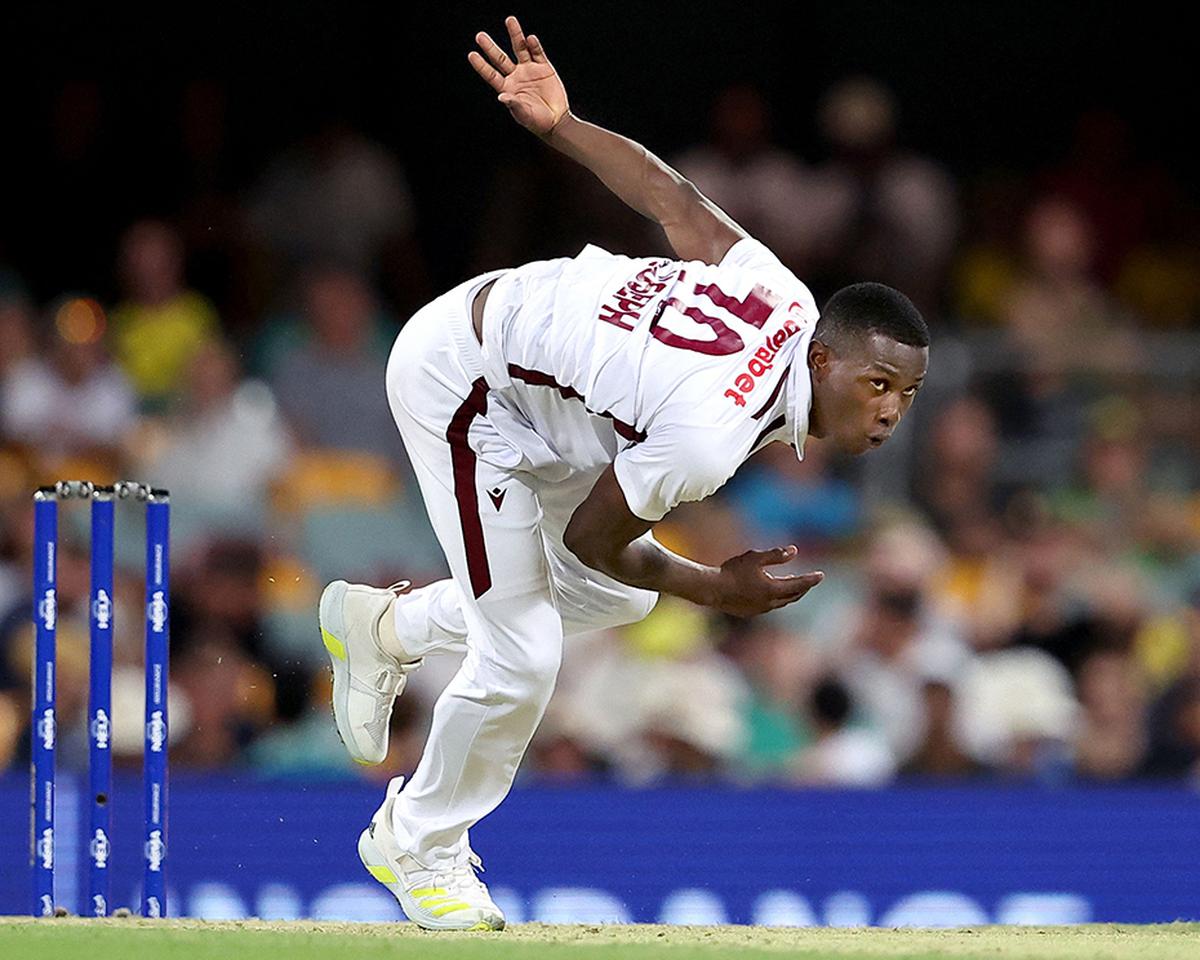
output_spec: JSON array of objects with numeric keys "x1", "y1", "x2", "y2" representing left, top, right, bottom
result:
[
  {"x1": 446, "y1": 378, "x2": 492, "y2": 598},
  {"x1": 752, "y1": 414, "x2": 787, "y2": 452},
  {"x1": 507, "y1": 363, "x2": 647, "y2": 443},
  {"x1": 751, "y1": 364, "x2": 791, "y2": 420}
]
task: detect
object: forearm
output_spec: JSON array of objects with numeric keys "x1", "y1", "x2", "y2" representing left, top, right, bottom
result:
[
  {"x1": 587, "y1": 535, "x2": 723, "y2": 607},
  {"x1": 544, "y1": 113, "x2": 741, "y2": 262},
  {"x1": 545, "y1": 114, "x2": 684, "y2": 222}
]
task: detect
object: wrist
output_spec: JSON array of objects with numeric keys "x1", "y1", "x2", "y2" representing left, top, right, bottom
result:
[
  {"x1": 543, "y1": 109, "x2": 578, "y2": 143},
  {"x1": 689, "y1": 565, "x2": 727, "y2": 610}
]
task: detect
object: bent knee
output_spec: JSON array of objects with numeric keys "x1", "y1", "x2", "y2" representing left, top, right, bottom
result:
[{"x1": 477, "y1": 643, "x2": 562, "y2": 704}]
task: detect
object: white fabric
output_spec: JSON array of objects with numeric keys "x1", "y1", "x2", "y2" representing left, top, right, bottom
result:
[
  {"x1": 2, "y1": 358, "x2": 135, "y2": 454},
  {"x1": 382, "y1": 274, "x2": 655, "y2": 864},
  {"x1": 480, "y1": 237, "x2": 818, "y2": 520},
  {"x1": 379, "y1": 236, "x2": 817, "y2": 863}
]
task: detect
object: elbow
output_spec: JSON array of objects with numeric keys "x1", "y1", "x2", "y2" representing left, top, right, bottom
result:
[{"x1": 562, "y1": 521, "x2": 596, "y2": 568}]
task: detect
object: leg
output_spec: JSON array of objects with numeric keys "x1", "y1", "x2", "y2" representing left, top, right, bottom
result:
[
  {"x1": 534, "y1": 468, "x2": 660, "y2": 634},
  {"x1": 383, "y1": 291, "x2": 564, "y2": 866},
  {"x1": 390, "y1": 465, "x2": 659, "y2": 651}
]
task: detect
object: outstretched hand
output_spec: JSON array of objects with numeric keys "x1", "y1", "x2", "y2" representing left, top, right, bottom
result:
[
  {"x1": 468, "y1": 15, "x2": 570, "y2": 137},
  {"x1": 714, "y1": 546, "x2": 824, "y2": 618}
]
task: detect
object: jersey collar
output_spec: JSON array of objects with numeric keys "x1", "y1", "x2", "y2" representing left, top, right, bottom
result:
[{"x1": 786, "y1": 336, "x2": 814, "y2": 460}]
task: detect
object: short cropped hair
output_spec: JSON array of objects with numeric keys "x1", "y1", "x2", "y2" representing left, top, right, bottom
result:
[{"x1": 814, "y1": 282, "x2": 929, "y2": 351}]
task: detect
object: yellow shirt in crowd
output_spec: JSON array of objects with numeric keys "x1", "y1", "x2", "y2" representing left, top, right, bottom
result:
[{"x1": 110, "y1": 291, "x2": 219, "y2": 402}]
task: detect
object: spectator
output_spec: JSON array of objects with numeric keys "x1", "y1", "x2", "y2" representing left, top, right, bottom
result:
[
  {"x1": 912, "y1": 395, "x2": 1002, "y2": 538},
  {"x1": 673, "y1": 84, "x2": 812, "y2": 269},
  {"x1": 1, "y1": 296, "x2": 135, "y2": 466},
  {"x1": 803, "y1": 77, "x2": 958, "y2": 315},
  {"x1": 718, "y1": 618, "x2": 820, "y2": 780},
  {"x1": 0, "y1": 290, "x2": 37, "y2": 383},
  {"x1": 246, "y1": 123, "x2": 429, "y2": 313},
  {"x1": 1073, "y1": 648, "x2": 1148, "y2": 780},
  {"x1": 833, "y1": 524, "x2": 971, "y2": 764},
  {"x1": 956, "y1": 647, "x2": 1079, "y2": 781},
  {"x1": 726, "y1": 440, "x2": 861, "y2": 549},
  {"x1": 1141, "y1": 676, "x2": 1200, "y2": 783},
  {"x1": 951, "y1": 173, "x2": 1027, "y2": 326},
  {"x1": 134, "y1": 338, "x2": 292, "y2": 538},
  {"x1": 109, "y1": 219, "x2": 220, "y2": 409},
  {"x1": 902, "y1": 679, "x2": 984, "y2": 779},
  {"x1": 792, "y1": 677, "x2": 895, "y2": 786},
  {"x1": 1003, "y1": 197, "x2": 1134, "y2": 377},
  {"x1": 269, "y1": 266, "x2": 404, "y2": 460}
]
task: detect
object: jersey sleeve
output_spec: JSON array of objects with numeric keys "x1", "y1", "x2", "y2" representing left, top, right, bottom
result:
[
  {"x1": 613, "y1": 425, "x2": 745, "y2": 523},
  {"x1": 720, "y1": 235, "x2": 789, "y2": 273},
  {"x1": 720, "y1": 236, "x2": 809, "y2": 297}
]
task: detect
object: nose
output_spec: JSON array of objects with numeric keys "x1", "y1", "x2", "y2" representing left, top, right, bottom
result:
[{"x1": 878, "y1": 399, "x2": 900, "y2": 429}]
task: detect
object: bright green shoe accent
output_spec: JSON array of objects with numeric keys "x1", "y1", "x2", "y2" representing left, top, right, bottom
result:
[
  {"x1": 429, "y1": 901, "x2": 473, "y2": 917},
  {"x1": 365, "y1": 864, "x2": 398, "y2": 884},
  {"x1": 419, "y1": 895, "x2": 461, "y2": 908},
  {"x1": 410, "y1": 887, "x2": 447, "y2": 898},
  {"x1": 322, "y1": 628, "x2": 347, "y2": 661},
  {"x1": 467, "y1": 921, "x2": 499, "y2": 930}
]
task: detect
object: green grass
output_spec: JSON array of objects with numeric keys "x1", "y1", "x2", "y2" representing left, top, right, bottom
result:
[{"x1": 1, "y1": 918, "x2": 1198, "y2": 960}]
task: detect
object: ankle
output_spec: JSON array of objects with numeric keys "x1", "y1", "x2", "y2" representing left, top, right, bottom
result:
[{"x1": 373, "y1": 599, "x2": 408, "y2": 661}]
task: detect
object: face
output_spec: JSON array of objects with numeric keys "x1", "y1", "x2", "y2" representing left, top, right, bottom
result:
[{"x1": 808, "y1": 332, "x2": 928, "y2": 455}]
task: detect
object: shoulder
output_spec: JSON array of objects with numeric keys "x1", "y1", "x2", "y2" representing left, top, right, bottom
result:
[{"x1": 718, "y1": 237, "x2": 817, "y2": 312}]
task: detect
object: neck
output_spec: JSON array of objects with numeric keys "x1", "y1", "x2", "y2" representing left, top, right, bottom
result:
[{"x1": 807, "y1": 394, "x2": 825, "y2": 439}]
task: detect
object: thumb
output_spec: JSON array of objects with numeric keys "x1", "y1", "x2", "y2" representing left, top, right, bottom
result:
[{"x1": 497, "y1": 93, "x2": 515, "y2": 105}]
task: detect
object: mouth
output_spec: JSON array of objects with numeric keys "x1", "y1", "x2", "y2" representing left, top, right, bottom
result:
[{"x1": 866, "y1": 434, "x2": 889, "y2": 449}]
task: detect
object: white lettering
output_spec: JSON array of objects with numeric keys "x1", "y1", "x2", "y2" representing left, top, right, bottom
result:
[
  {"x1": 38, "y1": 709, "x2": 56, "y2": 751},
  {"x1": 91, "y1": 828, "x2": 110, "y2": 869},
  {"x1": 39, "y1": 589, "x2": 56, "y2": 631},
  {"x1": 37, "y1": 828, "x2": 54, "y2": 870},
  {"x1": 92, "y1": 709, "x2": 110, "y2": 749},
  {"x1": 147, "y1": 710, "x2": 166, "y2": 753},
  {"x1": 145, "y1": 829, "x2": 165, "y2": 872},
  {"x1": 148, "y1": 590, "x2": 168, "y2": 634},
  {"x1": 880, "y1": 891, "x2": 989, "y2": 928},
  {"x1": 93, "y1": 589, "x2": 112, "y2": 629}
]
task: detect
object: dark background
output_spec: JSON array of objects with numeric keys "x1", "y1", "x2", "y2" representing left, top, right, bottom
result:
[{"x1": 1, "y1": 0, "x2": 1193, "y2": 299}]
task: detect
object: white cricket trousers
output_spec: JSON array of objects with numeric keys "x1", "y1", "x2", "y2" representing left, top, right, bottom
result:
[{"x1": 382, "y1": 271, "x2": 657, "y2": 867}]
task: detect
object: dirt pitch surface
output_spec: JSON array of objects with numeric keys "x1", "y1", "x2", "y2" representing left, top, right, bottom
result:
[{"x1": 1, "y1": 917, "x2": 1197, "y2": 960}]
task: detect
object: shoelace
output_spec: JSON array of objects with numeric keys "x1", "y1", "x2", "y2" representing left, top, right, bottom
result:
[{"x1": 414, "y1": 851, "x2": 488, "y2": 898}]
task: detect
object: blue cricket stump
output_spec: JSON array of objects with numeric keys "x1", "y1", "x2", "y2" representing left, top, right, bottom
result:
[
  {"x1": 31, "y1": 487, "x2": 58, "y2": 918},
  {"x1": 30, "y1": 480, "x2": 170, "y2": 918},
  {"x1": 142, "y1": 489, "x2": 170, "y2": 918},
  {"x1": 89, "y1": 486, "x2": 115, "y2": 916}
]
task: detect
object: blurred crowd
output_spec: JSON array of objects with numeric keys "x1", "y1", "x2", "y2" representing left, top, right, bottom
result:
[{"x1": 2, "y1": 78, "x2": 1200, "y2": 790}]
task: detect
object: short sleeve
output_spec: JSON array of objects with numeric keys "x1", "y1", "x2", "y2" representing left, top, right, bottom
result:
[
  {"x1": 613, "y1": 426, "x2": 741, "y2": 522},
  {"x1": 721, "y1": 236, "x2": 819, "y2": 320},
  {"x1": 720, "y1": 236, "x2": 790, "y2": 274}
]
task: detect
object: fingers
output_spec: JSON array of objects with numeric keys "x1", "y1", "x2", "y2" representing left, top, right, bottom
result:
[
  {"x1": 767, "y1": 571, "x2": 825, "y2": 608},
  {"x1": 475, "y1": 31, "x2": 516, "y2": 75},
  {"x1": 752, "y1": 545, "x2": 798, "y2": 567},
  {"x1": 467, "y1": 51, "x2": 506, "y2": 92},
  {"x1": 527, "y1": 33, "x2": 550, "y2": 65},
  {"x1": 768, "y1": 570, "x2": 824, "y2": 596},
  {"x1": 506, "y1": 15, "x2": 531, "y2": 62}
]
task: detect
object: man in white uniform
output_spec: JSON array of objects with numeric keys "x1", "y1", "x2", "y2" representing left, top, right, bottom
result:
[{"x1": 317, "y1": 16, "x2": 929, "y2": 931}]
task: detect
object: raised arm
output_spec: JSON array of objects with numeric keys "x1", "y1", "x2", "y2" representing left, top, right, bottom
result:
[{"x1": 469, "y1": 15, "x2": 746, "y2": 264}]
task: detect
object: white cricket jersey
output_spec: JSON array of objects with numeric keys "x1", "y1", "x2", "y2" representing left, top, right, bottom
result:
[{"x1": 478, "y1": 236, "x2": 819, "y2": 521}]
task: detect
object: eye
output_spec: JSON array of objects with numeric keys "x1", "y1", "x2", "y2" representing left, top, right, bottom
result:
[
  {"x1": 870, "y1": 378, "x2": 887, "y2": 392},
  {"x1": 903, "y1": 386, "x2": 919, "y2": 397}
]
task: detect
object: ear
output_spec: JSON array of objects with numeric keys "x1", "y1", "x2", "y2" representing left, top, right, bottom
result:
[{"x1": 808, "y1": 339, "x2": 831, "y2": 381}]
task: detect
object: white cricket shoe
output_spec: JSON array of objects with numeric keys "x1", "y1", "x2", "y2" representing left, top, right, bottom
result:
[
  {"x1": 359, "y1": 777, "x2": 506, "y2": 931},
  {"x1": 319, "y1": 579, "x2": 422, "y2": 765}
]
